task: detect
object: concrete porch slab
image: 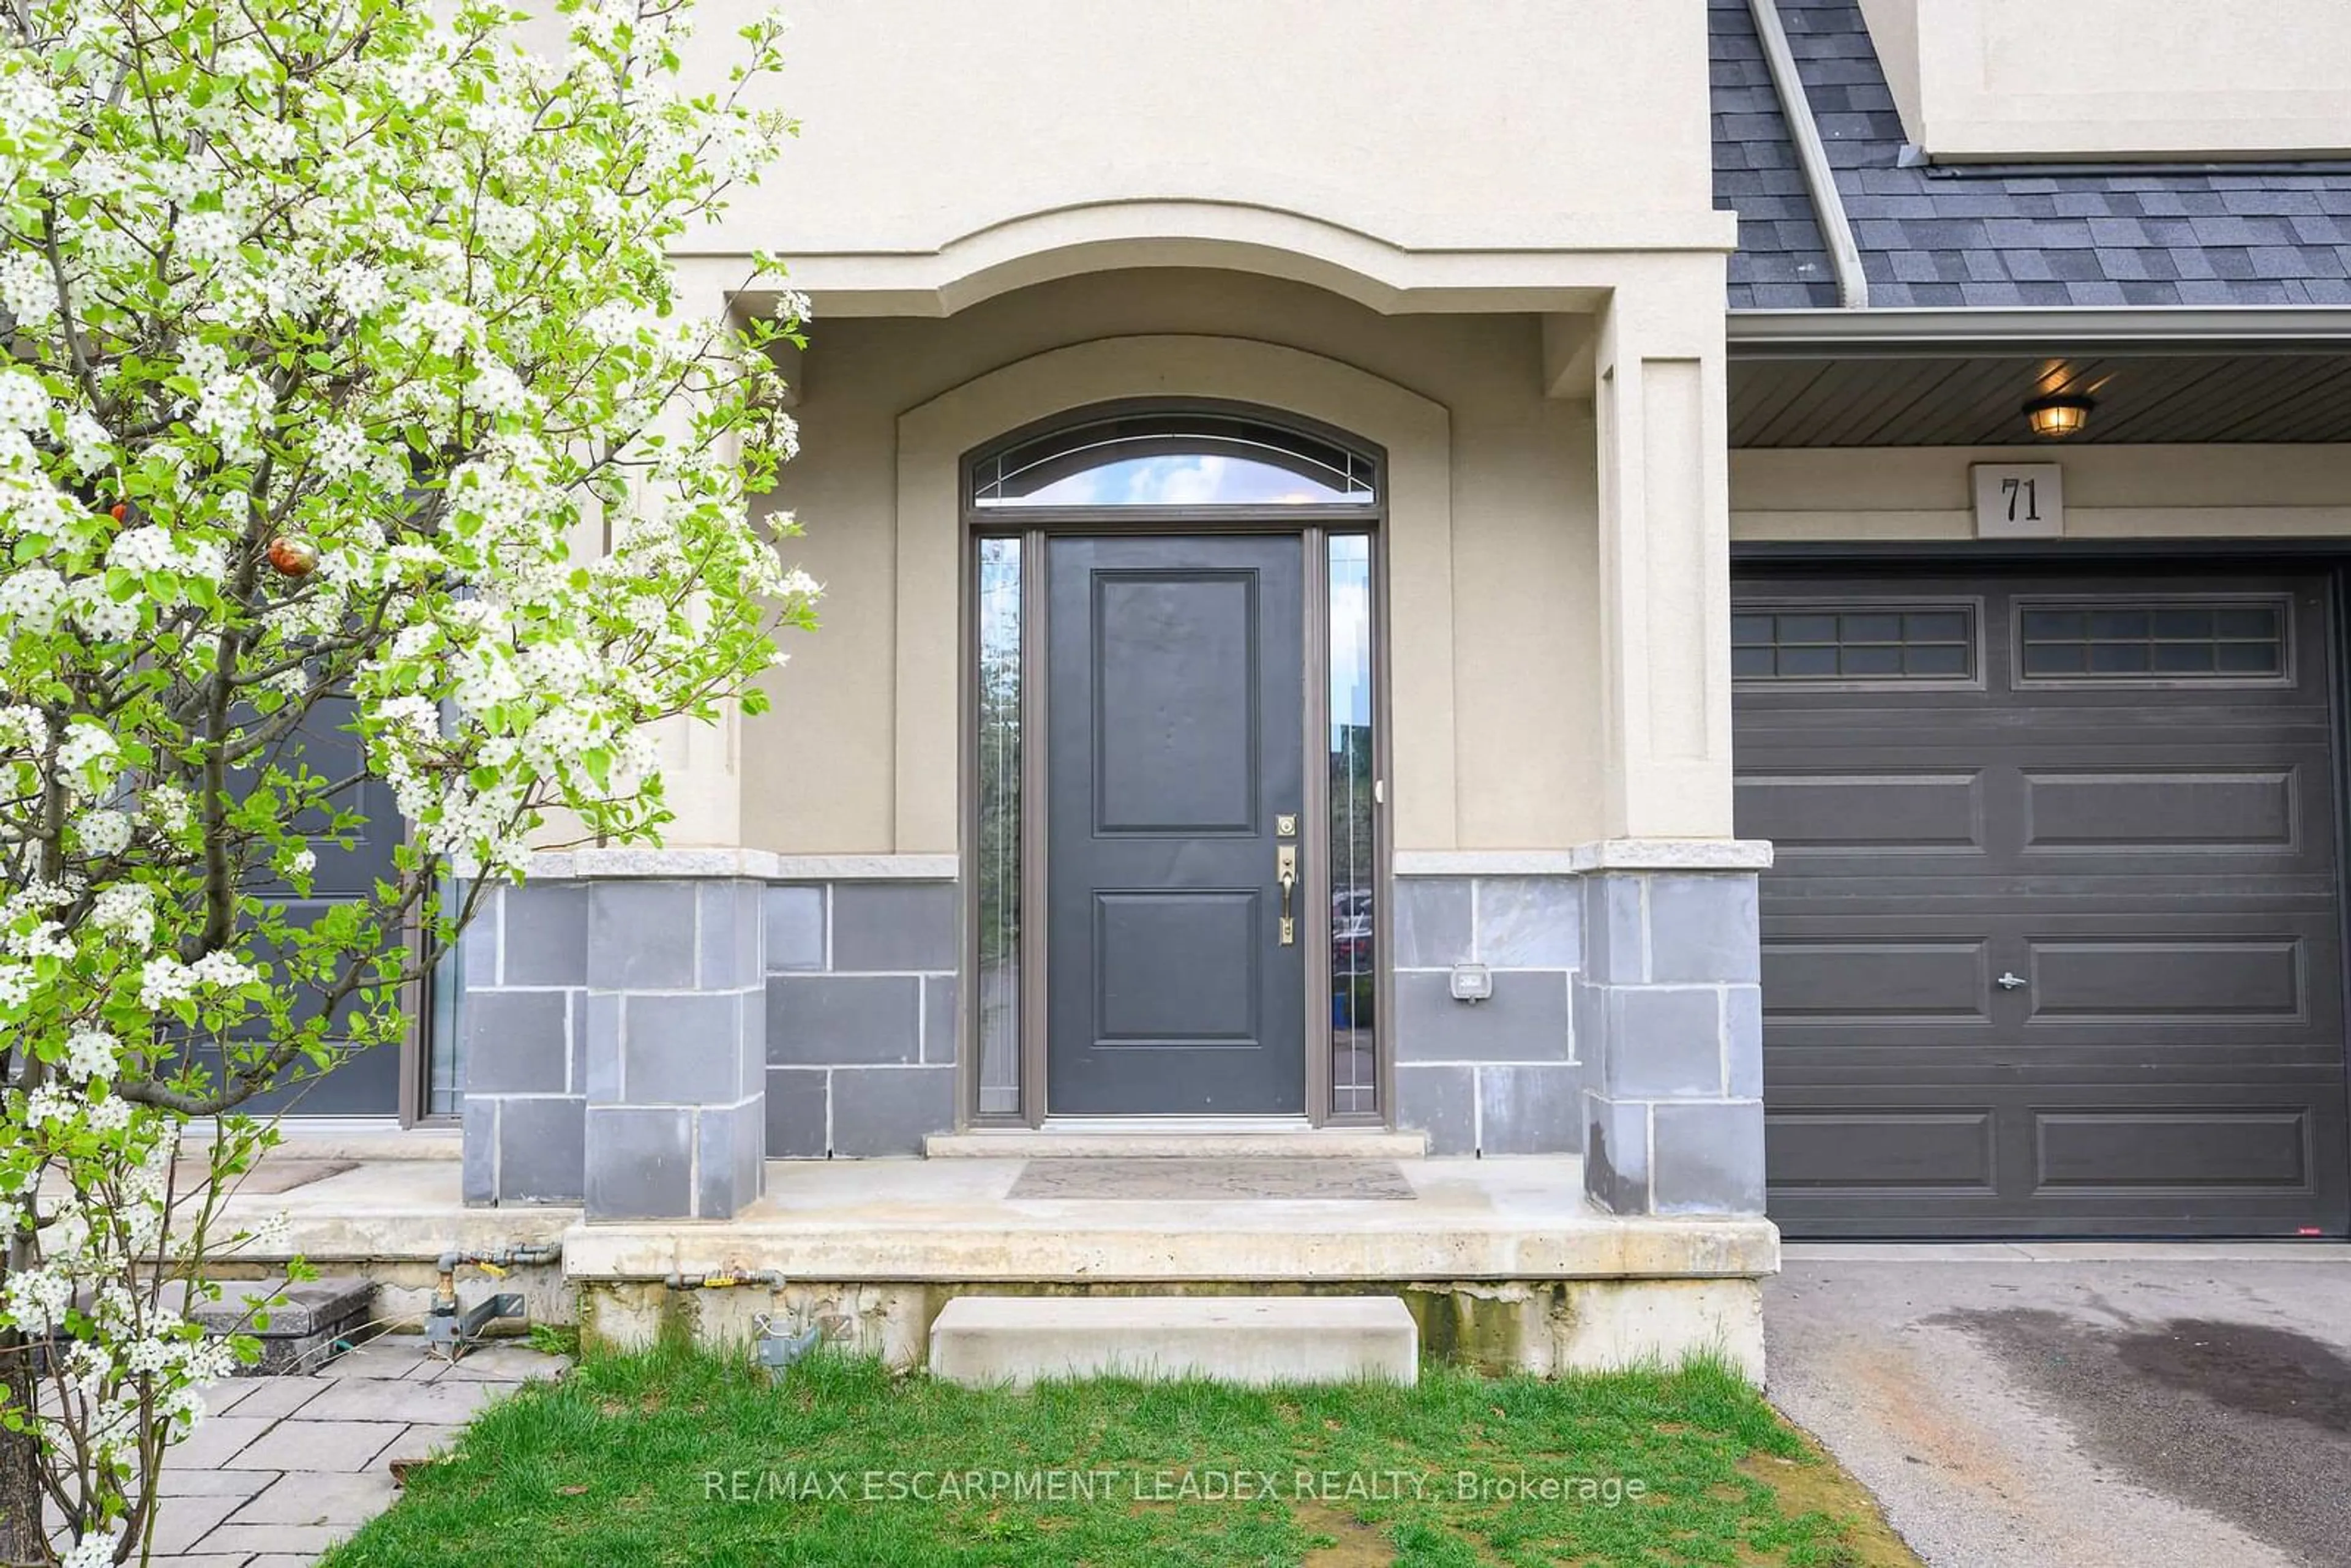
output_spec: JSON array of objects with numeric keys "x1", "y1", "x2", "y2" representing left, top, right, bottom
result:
[
  {"x1": 209, "y1": 1157, "x2": 577, "y2": 1263},
  {"x1": 571, "y1": 1156, "x2": 1773, "y2": 1380},
  {"x1": 560, "y1": 1157, "x2": 1778, "y2": 1284},
  {"x1": 186, "y1": 1154, "x2": 1778, "y2": 1380}
]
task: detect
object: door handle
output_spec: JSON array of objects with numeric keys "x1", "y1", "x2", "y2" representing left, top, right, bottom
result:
[
  {"x1": 1277, "y1": 845, "x2": 1297, "y2": 945},
  {"x1": 1995, "y1": 971, "x2": 2027, "y2": 991}
]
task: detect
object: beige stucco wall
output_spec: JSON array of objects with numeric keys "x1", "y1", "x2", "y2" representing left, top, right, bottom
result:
[
  {"x1": 684, "y1": 0, "x2": 1719, "y2": 276},
  {"x1": 580, "y1": 5, "x2": 1740, "y2": 852},
  {"x1": 1733, "y1": 445, "x2": 2351, "y2": 540},
  {"x1": 1858, "y1": 0, "x2": 2351, "y2": 160},
  {"x1": 741, "y1": 269, "x2": 1604, "y2": 856}
]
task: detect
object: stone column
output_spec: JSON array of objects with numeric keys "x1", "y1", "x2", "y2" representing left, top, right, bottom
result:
[
  {"x1": 462, "y1": 858, "x2": 768, "y2": 1221},
  {"x1": 1575, "y1": 269, "x2": 1767, "y2": 1217},
  {"x1": 1575, "y1": 862, "x2": 1765, "y2": 1216},
  {"x1": 580, "y1": 872, "x2": 766, "y2": 1220},
  {"x1": 1591, "y1": 274, "x2": 1736, "y2": 841},
  {"x1": 462, "y1": 266, "x2": 778, "y2": 1217}
]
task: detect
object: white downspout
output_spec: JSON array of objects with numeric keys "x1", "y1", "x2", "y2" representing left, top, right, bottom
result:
[{"x1": 1747, "y1": 0, "x2": 1871, "y2": 309}]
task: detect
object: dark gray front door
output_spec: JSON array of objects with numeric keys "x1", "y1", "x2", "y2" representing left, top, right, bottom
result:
[
  {"x1": 1046, "y1": 534, "x2": 1307, "y2": 1115},
  {"x1": 1736, "y1": 571, "x2": 2351, "y2": 1237}
]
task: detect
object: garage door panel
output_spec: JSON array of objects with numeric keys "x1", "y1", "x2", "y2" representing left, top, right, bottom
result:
[
  {"x1": 1738, "y1": 570, "x2": 2351, "y2": 1238},
  {"x1": 1766, "y1": 1108, "x2": 1996, "y2": 1193},
  {"x1": 1762, "y1": 939, "x2": 1990, "y2": 1022},
  {"x1": 2026, "y1": 938, "x2": 2309, "y2": 1022},
  {"x1": 2033, "y1": 1109, "x2": 2313, "y2": 1193},
  {"x1": 2020, "y1": 767, "x2": 2302, "y2": 852},
  {"x1": 1765, "y1": 1056, "x2": 2350, "y2": 1088},
  {"x1": 1737, "y1": 770, "x2": 1986, "y2": 854}
]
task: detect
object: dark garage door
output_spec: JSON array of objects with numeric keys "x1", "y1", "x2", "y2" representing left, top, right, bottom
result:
[{"x1": 1735, "y1": 571, "x2": 2351, "y2": 1238}]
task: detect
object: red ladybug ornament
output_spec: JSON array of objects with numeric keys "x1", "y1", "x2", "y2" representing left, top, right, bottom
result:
[{"x1": 266, "y1": 534, "x2": 321, "y2": 577}]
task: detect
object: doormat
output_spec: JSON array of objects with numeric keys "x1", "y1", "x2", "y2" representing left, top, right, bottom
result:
[{"x1": 1007, "y1": 1158, "x2": 1415, "y2": 1201}]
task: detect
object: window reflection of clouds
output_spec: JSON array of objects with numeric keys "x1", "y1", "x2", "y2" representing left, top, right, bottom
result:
[
  {"x1": 1330, "y1": 538, "x2": 1371, "y2": 741},
  {"x1": 1014, "y1": 454, "x2": 1354, "y2": 508},
  {"x1": 1327, "y1": 533, "x2": 1377, "y2": 1116}
]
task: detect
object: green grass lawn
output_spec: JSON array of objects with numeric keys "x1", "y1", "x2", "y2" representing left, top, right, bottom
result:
[{"x1": 320, "y1": 1347, "x2": 1916, "y2": 1567}]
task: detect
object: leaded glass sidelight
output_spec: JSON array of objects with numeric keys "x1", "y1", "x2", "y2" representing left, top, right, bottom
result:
[
  {"x1": 1329, "y1": 534, "x2": 1378, "y2": 1115},
  {"x1": 975, "y1": 538, "x2": 1023, "y2": 1114},
  {"x1": 972, "y1": 413, "x2": 1378, "y2": 509}
]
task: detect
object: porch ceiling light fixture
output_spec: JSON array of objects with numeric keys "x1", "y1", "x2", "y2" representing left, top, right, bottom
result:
[{"x1": 2023, "y1": 394, "x2": 2094, "y2": 440}]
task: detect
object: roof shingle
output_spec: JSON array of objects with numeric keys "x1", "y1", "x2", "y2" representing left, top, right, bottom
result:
[{"x1": 1709, "y1": 0, "x2": 2351, "y2": 309}]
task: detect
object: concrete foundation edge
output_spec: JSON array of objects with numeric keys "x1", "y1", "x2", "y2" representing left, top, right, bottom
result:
[{"x1": 575, "y1": 1275, "x2": 1767, "y2": 1384}]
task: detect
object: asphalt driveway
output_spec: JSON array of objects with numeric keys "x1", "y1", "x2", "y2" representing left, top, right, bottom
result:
[{"x1": 1763, "y1": 1246, "x2": 2351, "y2": 1568}]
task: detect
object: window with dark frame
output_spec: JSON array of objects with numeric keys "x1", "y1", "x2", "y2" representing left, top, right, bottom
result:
[
  {"x1": 2018, "y1": 601, "x2": 2286, "y2": 680},
  {"x1": 1733, "y1": 606, "x2": 1976, "y2": 681}
]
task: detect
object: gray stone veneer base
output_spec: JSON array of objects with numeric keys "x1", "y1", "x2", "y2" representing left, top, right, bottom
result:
[
  {"x1": 1389, "y1": 868, "x2": 1766, "y2": 1219},
  {"x1": 462, "y1": 875, "x2": 961, "y2": 1211},
  {"x1": 462, "y1": 877, "x2": 767, "y2": 1219},
  {"x1": 461, "y1": 859, "x2": 1763, "y2": 1223},
  {"x1": 1392, "y1": 874, "x2": 1581, "y2": 1157},
  {"x1": 765, "y1": 881, "x2": 959, "y2": 1159},
  {"x1": 1578, "y1": 871, "x2": 1765, "y2": 1217}
]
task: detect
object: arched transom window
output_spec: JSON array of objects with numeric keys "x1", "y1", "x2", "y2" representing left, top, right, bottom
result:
[{"x1": 970, "y1": 410, "x2": 1379, "y2": 510}]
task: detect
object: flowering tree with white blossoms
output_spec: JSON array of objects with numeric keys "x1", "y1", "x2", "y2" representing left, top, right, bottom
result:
[{"x1": 0, "y1": 0, "x2": 814, "y2": 1560}]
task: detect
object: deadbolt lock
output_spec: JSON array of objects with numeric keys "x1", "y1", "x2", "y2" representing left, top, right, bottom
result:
[
  {"x1": 1276, "y1": 844, "x2": 1298, "y2": 945},
  {"x1": 1277, "y1": 814, "x2": 1297, "y2": 837}
]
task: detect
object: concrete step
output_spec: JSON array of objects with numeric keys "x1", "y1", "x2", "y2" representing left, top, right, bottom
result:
[
  {"x1": 924, "y1": 1129, "x2": 1428, "y2": 1160},
  {"x1": 927, "y1": 1294, "x2": 1419, "y2": 1387}
]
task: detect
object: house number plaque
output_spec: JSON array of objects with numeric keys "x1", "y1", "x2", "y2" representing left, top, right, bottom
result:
[{"x1": 1971, "y1": 462, "x2": 2064, "y2": 539}]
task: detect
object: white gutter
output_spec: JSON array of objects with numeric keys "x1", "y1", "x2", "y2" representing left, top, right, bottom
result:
[
  {"x1": 1747, "y1": 0, "x2": 1869, "y2": 309},
  {"x1": 1727, "y1": 305, "x2": 2351, "y2": 354}
]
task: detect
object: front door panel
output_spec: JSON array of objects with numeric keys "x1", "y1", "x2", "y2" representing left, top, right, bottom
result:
[{"x1": 1046, "y1": 535, "x2": 1307, "y2": 1114}]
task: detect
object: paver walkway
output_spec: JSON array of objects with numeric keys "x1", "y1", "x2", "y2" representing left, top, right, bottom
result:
[{"x1": 149, "y1": 1336, "x2": 566, "y2": 1566}]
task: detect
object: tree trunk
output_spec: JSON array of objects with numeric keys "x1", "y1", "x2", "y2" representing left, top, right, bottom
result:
[{"x1": 0, "y1": 1329, "x2": 46, "y2": 1566}]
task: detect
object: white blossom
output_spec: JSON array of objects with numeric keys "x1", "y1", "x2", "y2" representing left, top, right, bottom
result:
[
  {"x1": 0, "y1": 251, "x2": 53, "y2": 323},
  {"x1": 0, "y1": 566, "x2": 67, "y2": 632},
  {"x1": 67, "y1": 582, "x2": 140, "y2": 641},
  {"x1": 62, "y1": 409, "x2": 111, "y2": 475},
  {"x1": 60, "y1": 1526, "x2": 122, "y2": 1568},
  {"x1": 314, "y1": 419, "x2": 368, "y2": 478},
  {"x1": 0, "y1": 705, "x2": 49, "y2": 752},
  {"x1": 2, "y1": 1264, "x2": 73, "y2": 1335},
  {"x1": 139, "y1": 957, "x2": 195, "y2": 1009},
  {"x1": 56, "y1": 719, "x2": 120, "y2": 778},
  {"x1": 62, "y1": 1028, "x2": 118, "y2": 1081},
  {"x1": 21, "y1": 1085, "x2": 73, "y2": 1127},
  {"x1": 141, "y1": 783, "x2": 193, "y2": 834},
  {"x1": 189, "y1": 950, "x2": 255, "y2": 989},
  {"x1": 75, "y1": 809, "x2": 132, "y2": 856},
  {"x1": 174, "y1": 209, "x2": 241, "y2": 263},
  {"x1": 0, "y1": 368, "x2": 49, "y2": 430}
]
